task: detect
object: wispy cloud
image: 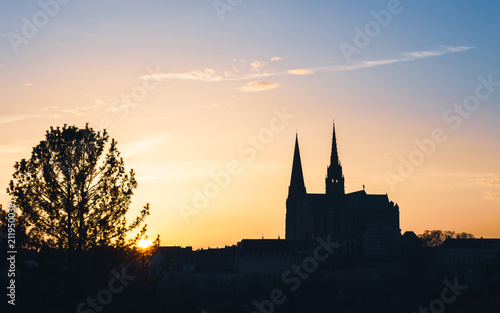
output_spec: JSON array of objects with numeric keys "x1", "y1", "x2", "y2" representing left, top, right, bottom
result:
[
  {"x1": 473, "y1": 173, "x2": 500, "y2": 186},
  {"x1": 473, "y1": 173, "x2": 500, "y2": 201},
  {"x1": 139, "y1": 66, "x2": 279, "y2": 87},
  {"x1": 250, "y1": 61, "x2": 266, "y2": 72},
  {"x1": 62, "y1": 103, "x2": 101, "y2": 116},
  {"x1": 134, "y1": 161, "x2": 216, "y2": 182},
  {"x1": 288, "y1": 46, "x2": 473, "y2": 74},
  {"x1": 39, "y1": 105, "x2": 59, "y2": 111},
  {"x1": 75, "y1": 104, "x2": 100, "y2": 111},
  {"x1": 403, "y1": 46, "x2": 472, "y2": 58},
  {"x1": 140, "y1": 68, "x2": 224, "y2": 82},
  {"x1": 120, "y1": 137, "x2": 169, "y2": 158},
  {"x1": 138, "y1": 46, "x2": 472, "y2": 90},
  {"x1": 287, "y1": 69, "x2": 315, "y2": 75},
  {"x1": 144, "y1": 68, "x2": 228, "y2": 82},
  {"x1": 0, "y1": 144, "x2": 30, "y2": 155},
  {"x1": 485, "y1": 190, "x2": 500, "y2": 200},
  {"x1": 316, "y1": 46, "x2": 474, "y2": 72},
  {"x1": 62, "y1": 109, "x2": 84, "y2": 116},
  {"x1": 0, "y1": 114, "x2": 43, "y2": 126},
  {"x1": 54, "y1": 41, "x2": 66, "y2": 49},
  {"x1": 237, "y1": 81, "x2": 279, "y2": 92}
]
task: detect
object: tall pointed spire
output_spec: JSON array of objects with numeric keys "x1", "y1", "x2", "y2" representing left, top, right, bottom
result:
[
  {"x1": 330, "y1": 120, "x2": 339, "y2": 167},
  {"x1": 289, "y1": 133, "x2": 306, "y2": 193},
  {"x1": 326, "y1": 120, "x2": 345, "y2": 197}
]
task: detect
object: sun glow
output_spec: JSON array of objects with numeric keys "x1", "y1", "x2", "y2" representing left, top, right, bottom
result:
[{"x1": 138, "y1": 238, "x2": 153, "y2": 249}]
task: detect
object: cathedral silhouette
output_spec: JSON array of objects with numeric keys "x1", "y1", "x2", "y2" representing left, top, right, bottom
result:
[
  {"x1": 147, "y1": 121, "x2": 500, "y2": 312},
  {"x1": 286, "y1": 122, "x2": 401, "y2": 255}
]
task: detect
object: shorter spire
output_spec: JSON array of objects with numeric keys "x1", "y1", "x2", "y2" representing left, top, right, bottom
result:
[{"x1": 326, "y1": 120, "x2": 345, "y2": 196}]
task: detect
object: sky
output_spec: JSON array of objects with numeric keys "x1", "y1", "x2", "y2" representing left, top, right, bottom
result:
[{"x1": 1, "y1": 0, "x2": 499, "y2": 249}]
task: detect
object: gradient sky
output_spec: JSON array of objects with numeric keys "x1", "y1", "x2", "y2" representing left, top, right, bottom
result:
[{"x1": 1, "y1": 0, "x2": 499, "y2": 249}]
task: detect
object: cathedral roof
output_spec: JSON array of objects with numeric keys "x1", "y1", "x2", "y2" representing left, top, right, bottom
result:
[
  {"x1": 345, "y1": 190, "x2": 390, "y2": 210},
  {"x1": 305, "y1": 190, "x2": 392, "y2": 211}
]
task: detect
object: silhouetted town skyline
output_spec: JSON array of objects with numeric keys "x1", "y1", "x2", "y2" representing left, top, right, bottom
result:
[{"x1": 2, "y1": 2, "x2": 500, "y2": 312}]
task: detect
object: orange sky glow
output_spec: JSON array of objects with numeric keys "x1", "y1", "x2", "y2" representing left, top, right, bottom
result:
[{"x1": 1, "y1": 1, "x2": 499, "y2": 249}]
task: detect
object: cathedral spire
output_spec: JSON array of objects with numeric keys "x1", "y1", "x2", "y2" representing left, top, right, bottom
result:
[
  {"x1": 326, "y1": 121, "x2": 345, "y2": 196},
  {"x1": 289, "y1": 134, "x2": 306, "y2": 193},
  {"x1": 330, "y1": 120, "x2": 339, "y2": 167}
]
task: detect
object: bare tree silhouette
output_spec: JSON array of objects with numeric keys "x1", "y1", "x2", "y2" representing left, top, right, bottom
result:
[{"x1": 418, "y1": 230, "x2": 475, "y2": 247}]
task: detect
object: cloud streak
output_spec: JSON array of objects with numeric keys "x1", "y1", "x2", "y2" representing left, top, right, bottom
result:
[
  {"x1": 62, "y1": 103, "x2": 101, "y2": 116},
  {"x1": 140, "y1": 68, "x2": 228, "y2": 82},
  {"x1": 287, "y1": 69, "x2": 315, "y2": 75},
  {"x1": 485, "y1": 190, "x2": 500, "y2": 200},
  {"x1": 0, "y1": 144, "x2": 30, "y2": 155},
  {"x1": 138, "y1": 46, "x2": 473, "y2": 91},
  {"x1": 473, "y1": 173, "x2": 500, "y2": 201},
  {"x1": 315, "y1": 46, "x2": 474, "y2": 73},
  {"x1": 0, "y1": 114, "x2": 43, "y2": 126},
  {"x1": 250, "y1": 61, "x2": 266, "y2": 72},
  {"x1": 120, "y1": 137, "x2": 170, "y2": 158},
  {"x1": 473, "y1": 173, "x2": 500, "y2": 186},
  {"x1": 237, "y1": 81, "x2": 279, "y2": 92}
]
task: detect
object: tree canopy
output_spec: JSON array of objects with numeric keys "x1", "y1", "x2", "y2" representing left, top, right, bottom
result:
[
  {"x1": 6, "y1": 124, "x2": 153, "y2": 253},
  {"x1": 418, "y1": 230, "x2": 475, "y2": 247}
]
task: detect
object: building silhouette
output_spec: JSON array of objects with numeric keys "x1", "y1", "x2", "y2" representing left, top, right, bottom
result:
[
  {"x1": 286, "y1": 122, "x2": 401, "y2": 255},
  {"x1": 6, "y1": 122, "x2": 500, "y2": 313},
  {"x1": 143, "y1": 121, "x2": 500, "y2": 312}
]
